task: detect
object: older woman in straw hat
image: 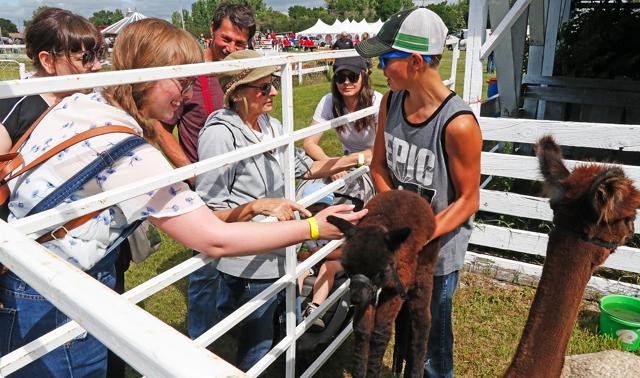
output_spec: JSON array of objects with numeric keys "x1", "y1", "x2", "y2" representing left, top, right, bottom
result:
[{"x1": 192, "y1": 49, "x2": 365, "y2": 370}]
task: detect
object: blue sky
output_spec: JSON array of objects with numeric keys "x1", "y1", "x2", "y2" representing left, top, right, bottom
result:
[{"x1": 0, "y1": 0, "x2": 439, "y2": 31}]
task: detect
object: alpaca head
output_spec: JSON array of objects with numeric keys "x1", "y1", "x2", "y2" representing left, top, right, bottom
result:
[
  {"x1": 327, "y1": 215, "x2": 411, "y2": 307},
  {"x1": 536, "y1": 136, "x2": 640, "y2": 262}
]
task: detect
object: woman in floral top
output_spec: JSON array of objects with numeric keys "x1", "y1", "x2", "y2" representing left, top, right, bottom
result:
[{"x1": 0, "y1": 18, "x2": 366, "y2": 377}]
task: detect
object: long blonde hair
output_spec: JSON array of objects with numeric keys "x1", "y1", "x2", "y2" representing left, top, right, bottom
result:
[{"x1": 102, "y1": 18, "x2": 203, "y2": 140}]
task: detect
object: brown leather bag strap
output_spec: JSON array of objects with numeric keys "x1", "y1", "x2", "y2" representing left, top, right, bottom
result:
[
  {"x1": 4, "y1": 126, "x2": 140, "y2": 182},
  {"x1": 0, "y1": 154, "x2": 24, "y2": 179},
  {"x1": 36, "y1": 208, "x2": 104, "y2": 244},
  {"x1": 9, "y1": 105, "x2": 56, "y2": 153}
]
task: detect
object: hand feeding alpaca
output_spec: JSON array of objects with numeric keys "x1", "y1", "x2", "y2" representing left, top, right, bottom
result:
[
  {"x1": 505, "y1": 136, "x2": 640, "y2": 378},
  {"x1": 328, "y1": 190, "x2": 439, "y2": 378}
]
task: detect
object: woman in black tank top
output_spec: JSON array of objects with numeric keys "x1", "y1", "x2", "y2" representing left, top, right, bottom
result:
[{"x1": 0, "y1": 8, "x2": 103, "y2": 153}]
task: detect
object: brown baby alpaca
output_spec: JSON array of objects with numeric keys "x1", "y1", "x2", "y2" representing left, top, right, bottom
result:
[{"x1": 329, "y1": 190, "x2": 439, "y2": 378}]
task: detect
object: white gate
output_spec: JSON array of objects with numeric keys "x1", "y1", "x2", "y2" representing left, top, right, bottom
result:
[{"x1": 1, "y1": 46, "x2": 637, "y2": 378}]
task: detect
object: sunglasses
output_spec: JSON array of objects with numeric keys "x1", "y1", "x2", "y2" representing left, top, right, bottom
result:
[
  {"x1": 243, "y1": 76, "x2": 281, "y2": 96},
  {"x1": 378, "y1": 51, "x2": 432, "y2": 69},
  {"x1": 54, "y1": 47, "x2": 106, "y2": 67},
  {"x1": 175, "y1": 77, "x2": 196, "y2": 96},
  {"x1": 334, "y1": 71, "x2": 361, "y2": 84}
]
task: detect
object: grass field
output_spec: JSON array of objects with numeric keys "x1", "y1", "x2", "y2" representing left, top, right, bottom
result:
[
  {"x1": 122, "y1": 50, "x2": 637, "y2": 377},
  {"x1": 2, "y1": 50, "x2": 634, "y2": 376}
]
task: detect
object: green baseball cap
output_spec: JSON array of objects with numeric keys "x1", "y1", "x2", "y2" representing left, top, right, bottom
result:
[{"x1": 356, "y1": 7, "x2": 448, "y2": 58}]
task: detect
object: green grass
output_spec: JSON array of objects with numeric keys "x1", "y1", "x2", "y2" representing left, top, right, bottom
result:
[{"x1": 120, "y1": 50, "x2": 637, "y2": 377}]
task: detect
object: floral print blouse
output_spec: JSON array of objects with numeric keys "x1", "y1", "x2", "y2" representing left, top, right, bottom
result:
[{"x1": 7, "y1": 92, "x2": 205, "y2": 270}]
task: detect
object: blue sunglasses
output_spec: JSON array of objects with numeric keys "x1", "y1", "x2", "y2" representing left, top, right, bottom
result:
[{"x1": 378, "y1": 51, "x2": 432, "y2": 69}]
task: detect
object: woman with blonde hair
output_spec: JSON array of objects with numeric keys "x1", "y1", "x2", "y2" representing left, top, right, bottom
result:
[{"x1": 0, "y1": 18, "x2": 365, "y2": 377}]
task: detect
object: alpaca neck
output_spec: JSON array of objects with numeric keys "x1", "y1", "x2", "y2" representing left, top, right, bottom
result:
[{"x1": 505, "y1": 233, "x2": 602, "y2": 378}]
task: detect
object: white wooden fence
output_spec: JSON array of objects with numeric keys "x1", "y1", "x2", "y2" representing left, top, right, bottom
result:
[
  {"x1": 0, "y1": 48, "x2": 638, "y2": 378},
  {"x1": 0, "y1": 49, "x2": 379, "y2": 378},
  {"x1": 469, "y1": 118, "x2": 640, "y2": 296}
]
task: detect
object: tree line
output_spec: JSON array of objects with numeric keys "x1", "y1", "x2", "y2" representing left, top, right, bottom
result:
[
  {"x1": 171, "y1": 0, "x2": 469, "y2": 37},
  {"x1": 7, "y1": 1, "x2": 468, "y2": 40}
]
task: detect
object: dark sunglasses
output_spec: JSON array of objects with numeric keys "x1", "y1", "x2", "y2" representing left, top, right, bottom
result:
[
  {"x1": 176, "y1": 77, "x2": 196, "y2": 96},
  {"x1": 334, "y1": 71, "x2": 360, "y2": 84},
  {"x1": 244, "y1": 76, "x2": 281, "y2": 96},
  {"x1": 55, "y1": 47, "x2": 106, "y2": 67}
]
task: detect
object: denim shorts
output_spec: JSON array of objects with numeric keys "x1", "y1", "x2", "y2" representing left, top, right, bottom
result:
[{"x1": 0, "y1": 265, "x2": 115, "y2": 377}]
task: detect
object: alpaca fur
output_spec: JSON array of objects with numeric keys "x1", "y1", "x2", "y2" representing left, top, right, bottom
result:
[
  {"x1": 328, "y1": 190, "x2": 439, "y2": 378},
  {"x1": 505, "y1": 136, "x2": 640, "y2": 378}
]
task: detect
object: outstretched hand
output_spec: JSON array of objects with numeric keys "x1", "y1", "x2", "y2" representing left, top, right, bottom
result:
[
  {"x1": 314, "y1": 204, "x2": 368, "y2": 240},
  {"x1": 256, "y1": 198, "x2": 311, "y2": 221}
]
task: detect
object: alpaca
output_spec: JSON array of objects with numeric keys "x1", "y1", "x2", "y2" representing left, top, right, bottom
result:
[
  {"x1": 505, "y1": 136, "x2": 640, "y2": 377},
  {"x1": 328, "y1": 190, "x2": 439, "y2": 378}
]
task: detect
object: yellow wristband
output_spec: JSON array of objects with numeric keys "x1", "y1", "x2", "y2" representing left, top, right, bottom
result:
[
  {"x1": 356, "y1": 152, "x2": 365, "y2": 167},
  {"x1": 307, "y1": 216, "x2": 320, "y2": 240}
]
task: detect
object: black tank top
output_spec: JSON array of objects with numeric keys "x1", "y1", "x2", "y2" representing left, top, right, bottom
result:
[{"x1": 0, "y1": 95, "x2": 48, "y2": 145}]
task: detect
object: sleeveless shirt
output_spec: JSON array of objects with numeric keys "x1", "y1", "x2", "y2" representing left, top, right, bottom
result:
[
  {"x1": 384, "y1": 91, "x2": 477, "y2": 275},
  {"x1": 0, "y1": 95, "x2": 48, "y2": 145}
]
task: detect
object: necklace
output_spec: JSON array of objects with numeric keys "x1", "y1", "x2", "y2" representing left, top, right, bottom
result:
[
  {"x1": 247, "y1": 116, "x2": 277, "y2": 154},
  {"x1": 248, "y1": 124, "x2": 263, "y2": 142}
]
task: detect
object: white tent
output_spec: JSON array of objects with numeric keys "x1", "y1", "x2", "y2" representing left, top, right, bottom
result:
[
  {"x1": 296, "y1": 19, "x2": 332, "y2": 35},
  {"x1": 355, "y1": 19, "x2": 371, "y2": 34},
  {"x1": 329, "y1": 19, "x2": 342, "y2": 32},
  {"x1": 101, "y1": 10, "x2": 147, "y2": 35},
  {"x1": 297, "y1": 18, "x2": 383, "y2": 38}
]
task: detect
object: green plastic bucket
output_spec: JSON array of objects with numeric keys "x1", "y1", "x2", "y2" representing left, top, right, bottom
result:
[{"x1": 599, "y1": 295, "x2": 640, "y2": 351}]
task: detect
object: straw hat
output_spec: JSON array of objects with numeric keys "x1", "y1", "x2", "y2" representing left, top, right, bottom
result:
[{"x1": 217, "y1": 50, "x2": 279, "y2": 106}]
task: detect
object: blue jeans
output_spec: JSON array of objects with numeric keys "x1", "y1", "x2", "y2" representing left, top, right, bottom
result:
[
  {"x1": 187, "y1": 255, "x2": 221, "y2": 339},
  {"x1": 216, "y1": 271, "x2": 281, "y2": 372},
  {"x1": 424, "y1": 270, "x2": 459, "y2": 378},
  {"x1": 0, "y1": 266, "x2": 116, "y2": 377}
]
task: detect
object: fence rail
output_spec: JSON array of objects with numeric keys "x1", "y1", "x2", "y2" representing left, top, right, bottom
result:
[
  {"x1": 0, "y1": 50, "x2": 383, "y2": 377},
  {"x1": 473, "y1": 116, "x2": 640, "y2": 294},
  {"x1": 1, "y1": 47, "x2": 636, "y2": 377}
]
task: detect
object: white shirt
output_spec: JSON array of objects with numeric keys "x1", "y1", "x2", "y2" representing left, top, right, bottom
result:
[
  {"x1": 8, "y1": 92, "x2": 205, "y2": 270},
  {"x1": 312, "y1": 91, "x2": 383, "y2": 154}
]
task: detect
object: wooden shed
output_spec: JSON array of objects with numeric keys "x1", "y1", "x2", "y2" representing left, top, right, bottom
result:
[{"x1": 465, "y1": 0, "x2": 640, "y2": 125}]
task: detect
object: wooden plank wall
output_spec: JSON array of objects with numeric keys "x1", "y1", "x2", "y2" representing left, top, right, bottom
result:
[{"x1": 521, "y1": 74, "x2": 640, "y2": 124}]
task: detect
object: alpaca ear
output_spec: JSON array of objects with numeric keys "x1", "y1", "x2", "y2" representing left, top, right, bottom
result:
[
  {"x1": 326, "y1": 215, "x2": 356, "y2": 238},
  {"x1": 535, "y1": 136, "x2": 570, "y2": 204},
  {"x1": 385, "y1": 227, "x2": 411, "y2": 251},
  {"x1": 589, "y1": 168, "x2": 626, "y2": 222}
]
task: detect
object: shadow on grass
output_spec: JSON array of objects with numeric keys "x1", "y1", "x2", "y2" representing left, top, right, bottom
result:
[{"x1": 576, "y1": 308, "x2": 601, "y2": 334}]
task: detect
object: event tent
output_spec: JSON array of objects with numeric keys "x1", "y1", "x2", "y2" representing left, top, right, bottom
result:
[
  {"x1": 297, "y1": 18, "x2": 383, "y2": 39},
  {"x1": 101, "y1": 10, "x2": 147, "y2": 35},
  {"x1": 297, "y1": 19, "x2": 333, "y2": 35}
]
